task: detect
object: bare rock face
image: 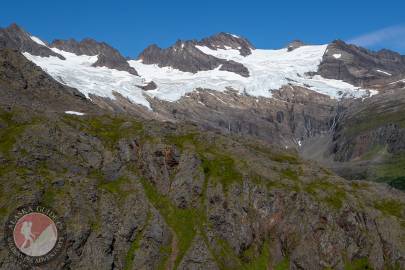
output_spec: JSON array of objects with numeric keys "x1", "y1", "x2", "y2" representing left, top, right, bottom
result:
[
  {"x1": 136, "y1": 80, "x2": 158, "y2": 91},
  {"x1": 0, "y1": 23, "x2": 64, "y2": 59},
  {"x1": 138, "y1": 37, "x2": 250, "y2": 77},
  {"x1": 287, "y1": 40, "x2": 305, "y2": 51},
  {"x1": 0, "y1": 109, "x2": 404, "y2": 270},
  {"x1": 199, "y1": 32, "x2": 254, "y2": 56},
  {"x1": 51, "y1": 38, "x2": 139, "y2": 75},
  {"x1": 148, "y1": 85, "x2": 338, "y2": 148},
  {"x1": 0, "y1": 48, "x2": 97, "y2": 113},
  {"x1": 318, "y1": 40, "x2": 405, "y2": 86},
  {"x1": 296, "y1": 84, "x2": 405, "y2": 190}
]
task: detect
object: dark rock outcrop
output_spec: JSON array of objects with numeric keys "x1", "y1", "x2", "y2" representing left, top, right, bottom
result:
[
  {"x1": 199, "y1": 32, "x2": 254, "y2": 56},
  {"x1": 299, "y1": 86, "x2": 405, "y2": 190},
  {"x1": 149, "y1": 85, "x2": 338, "y2": 149},
  {"x1": 287, "y1": 40, "x2": 305, "y2": 51},
  {"x1": 138, "y1": 38, "x2": 250, "y2": 77},
  {"x1": 137, "y1": 81, "x2": 158, "y2": 91},
  {"x1": 51, "y1": 38, "x2": 139, "y2": 75},
  {"x1": 318, "y1": 40, "x2": 405, "y2": 86},
  {"x1": 0, "y1": 23, "x2": 64, "y2": 59},
  {"x1": 0, "y1": 48, "x2": 96, "y2": 113}
]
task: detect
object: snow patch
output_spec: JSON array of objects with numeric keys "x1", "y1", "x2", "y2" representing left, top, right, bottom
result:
[
  {"x1": 376, "y1": 69, "x2": 392, "y2": 76},
  {"x1": 30, "y1": 36, "x2": 47, "y2": 47},
  {"x1": 389, "y1": 78, "x2": 405, "y2": 85},
  {"x1": 65, "y1": 111, "x2": 85, "y2": 116},
  {"x1": 333, "y1": 53, "x2": 342, "y2": 59}
]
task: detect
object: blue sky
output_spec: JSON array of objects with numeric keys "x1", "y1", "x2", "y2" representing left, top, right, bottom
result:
[{"x1": 1, "y1": 0, "x2": 405, "y2": 57}]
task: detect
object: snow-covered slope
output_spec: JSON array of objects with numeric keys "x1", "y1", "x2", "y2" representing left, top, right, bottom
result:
[
  {"x1": 23, "y1": 48, "x2": 151, "y2": 109},
  {"x1": 131, "y1": 45, "x2": 374, "y2": 102},
  {"x1": 22, "y1": 35, "x2": 376, "y2": 110}
]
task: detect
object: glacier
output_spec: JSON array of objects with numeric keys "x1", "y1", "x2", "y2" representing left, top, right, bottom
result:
[{"x1": 22, "y1": 36, "x2": 376, "y2": 110}]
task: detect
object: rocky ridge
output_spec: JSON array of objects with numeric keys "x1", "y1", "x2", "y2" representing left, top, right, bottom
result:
[
  {"x1": 318, "y1": 40, "x2": 405, "y2": 86},
  {"x1": 0, "y1": 23, "x2": 64, "y2": 59},
  {"x1": 51, "y1": 38, "x2": 139, "y2": 75},
  {"x1": 138, "y1": 33, "x2": 251, "y2": 77}
]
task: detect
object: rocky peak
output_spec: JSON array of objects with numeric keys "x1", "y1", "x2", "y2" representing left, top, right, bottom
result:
[
  {"x1": 138, "y1": 35, "x2": 250, "y2": 77},
  {"x1": 317, "y1": 39, "x2": 405, "y2": 86},
  {"x1": 52, "y1": 38, "x2": 116, "y2": 56},
  {"x1": 198, "y1": 32, "x2": 254, "y2": 56},
  {"x1": 51, "y1": 38, "x2": 138, "y2": 75},
  {"x1": 287, "y1": 40, "x2": 305, "y2": 51},
  {"x1": 0, "y1": 23, "x2": 64, "y2": 59}
]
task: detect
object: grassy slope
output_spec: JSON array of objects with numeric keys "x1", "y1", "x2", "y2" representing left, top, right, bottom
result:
[{"x1": 341, "y1": 101, "x2": 405, "y2": 190}]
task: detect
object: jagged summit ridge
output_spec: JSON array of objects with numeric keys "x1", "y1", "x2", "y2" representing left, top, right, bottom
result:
[
  {"x1": 0, "y1": 23, "x2": 64, "y2": 59},
  {"x1": 199, "y1": 32, "x2": 254, "y2": 56},
  {"x1": 51, "y1": 38, "x2": 138, "y2": 75},
  {"x1": 4, "y1": 23, "x2": 405, "y2": 110},
  {"x1": 319, "y1": 39, "x2": 405, "y2": 86},
  {"x1": 137, "y1": 34, "x2": 251, "y2": 77}
]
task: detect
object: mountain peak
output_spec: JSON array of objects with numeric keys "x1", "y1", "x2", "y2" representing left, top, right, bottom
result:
[
  {"x1": 5, "y1": 22, "x2": 25, "y2": 32},
  {"x1": 50, "y1": 38, "x2": 138, "y2": 75},
  {"x1": 137, "y1": 34, "x2": 250, "y2": 77},
  {"x1": 287, "y1": 40, "x2": 305, "y2": 51},
  {"x1": 199, "y1": 32, "x2": 254, "y2": 56},
  {"x1": 0, "y1": 23, "x2": 64, "y2": 59}
]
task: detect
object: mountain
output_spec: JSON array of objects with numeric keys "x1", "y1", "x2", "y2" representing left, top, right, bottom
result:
[
  {"x1": 138, "y1": 33, "x2": 251, "y2": 77},
  {"x1": 0, "y1": 23, "x2": 404, "y2": 269},
  {"x1": 318, "y1": 40, "x2": 405, "y2": 86},
  {"x1": 51, "y1": 38, "x2": 139, "y2": 75}
]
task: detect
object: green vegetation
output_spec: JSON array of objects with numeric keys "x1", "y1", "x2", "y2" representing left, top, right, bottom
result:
[
  {"x1": 0, "y1": 207, "x2": 8, "y2": 221},
  {"x1": 374, "y1": 199, "x2": 404, "y2": 219},
  {"x1": 304, "y1": 180, "x2": 347, "y2": 209},
  {"x1": 201, "y1": 154, "x2": 243, "y2": 193},
  {"x1": 63, "y1": 114, "x2": 143, "y2": 148},
  {"x1": 211, "y1": 237, "x2": 243, "y2": 269},
  {"x1": 42, "y1": 188, "x2": 61, "y2": 207},
  {"x1": 280, "y1": 168, "x2": 299, "y2": 181},
  {"x1": 140, "y1": 178, "x2": 202, "y2": 268},
  {"x1": 0, "y1": 110, "x2": 34, "y2": 157},
  {"x1": 274, "y1": 257, "x2": 290, "y2": 270},
  {"x1": 344, "y1": 258, "x2": 373, "y2": 270},
  {"x1": 167, "y1": 132, "x2": 243, "y2": 193},
  {"x1": 361, "y1": 145, "x2": 387, "y2": 161},
  {"x1": 350, "y1": 181, "x2": 370, "y2": 190},
  {"x1": 207, "y1": 236, "x2": 272, "y2": 270},
  {"x1": 124, "y1": 212, "x2": 151, "y2": 270},
  {"x1": 345, "y1": 111, "x2": 405, "y2": 137},
  {"x1": 166, "y1": 133, "x2": 198, "y2": 150},
  {"x1": 98, "y1": 176, "x2": 134, "y2": 197},
  {"x1": 374, "y1": 154, "x2": 405, "y2": 191},
  {"x1": 90, "y1": 220, "x2": 101, "y2": 232},
  {"x1": 156, "y1": 244, "x2": 173, "y2": 270},
  {"x1": 245, "y1": 142, "x2": 300, "y2": 164},
  {"x1": 241, "y1": 241, "x2": 271, "y2": 270}
]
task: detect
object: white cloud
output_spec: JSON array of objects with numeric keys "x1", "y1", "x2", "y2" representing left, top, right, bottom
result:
[{"x1": 348, "y1": 25, "x2": 405, "y2": 49}]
